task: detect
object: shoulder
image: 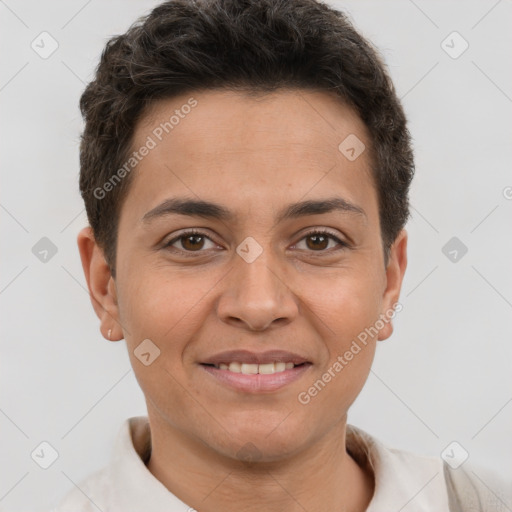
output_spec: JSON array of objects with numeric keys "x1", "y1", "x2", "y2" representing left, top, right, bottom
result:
[
  {"x1": 49, "y1": 416, "x2": 156, "y2": 511},
  {"x1": 347, "y1": 424, "x2": 511, "y2": 512},
  {"x1": 443, "y1": 462, "x2": 512, "y2": 512},
  {"x1": 49, "y1": 467, "x2": 112, "y2": 512},
  {"x1": 346, "y1": 424, "x2": 451, "y2": 510}
]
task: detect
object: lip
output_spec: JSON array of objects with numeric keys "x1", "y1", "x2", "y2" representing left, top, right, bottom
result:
[
  {"x1": 200, "y1": 362, "x2": 312, "y2": 393},
  {"x1": 201, "y1": 349, "x2": 310, "y2": 366}
]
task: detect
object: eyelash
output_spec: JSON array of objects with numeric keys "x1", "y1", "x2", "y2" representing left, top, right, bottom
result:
[{"x1": 163, "y1": 228, "x2": 348, "y2": 256}]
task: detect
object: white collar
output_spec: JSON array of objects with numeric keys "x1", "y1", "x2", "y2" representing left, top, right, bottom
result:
[
  {"x1": 345, "y1": 422, "x2": 450, "y2": 511},
  {"x1": 55, "y1": 416, "x2": 450, "y2": 511}
]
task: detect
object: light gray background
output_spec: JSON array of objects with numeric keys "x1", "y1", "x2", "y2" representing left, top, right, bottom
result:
[{"x1": 1, "y1": 0, "x2": 511, "y2": 510}]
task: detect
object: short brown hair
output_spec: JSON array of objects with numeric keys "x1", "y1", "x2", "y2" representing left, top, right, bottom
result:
[{"x1": 79, "y1": 0, "x2": 414, "y2": 273}]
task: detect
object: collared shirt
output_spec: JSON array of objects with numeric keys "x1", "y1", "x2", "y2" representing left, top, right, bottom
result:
[{"x1": 49, "y1": 416, "x2": 505, "y2": 511}]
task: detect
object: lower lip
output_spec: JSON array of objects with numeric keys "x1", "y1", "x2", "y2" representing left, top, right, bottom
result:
[{"x1": 200, "y1": 363, "x2": 312, "y2": 393}]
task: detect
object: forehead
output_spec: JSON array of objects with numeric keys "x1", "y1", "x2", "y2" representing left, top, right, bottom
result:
[
  {"x1": 124, "y1": 88, "x2": 376, "y2": 223},
  {"x1": 136, "y1": 88, "x2": 370, "y2": 161}
]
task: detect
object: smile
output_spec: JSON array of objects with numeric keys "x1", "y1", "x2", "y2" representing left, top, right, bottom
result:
[
  {"x1": 207, "y1": 361, "x2": 300, "y2": 374},
  {"x1": 200, "y1": 362, "x2": 312, "y2": 393}
]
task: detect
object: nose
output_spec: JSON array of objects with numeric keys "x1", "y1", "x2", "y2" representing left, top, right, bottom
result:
[{"x1": 216, "y1": 248, "x2": 298, "y2": 331}]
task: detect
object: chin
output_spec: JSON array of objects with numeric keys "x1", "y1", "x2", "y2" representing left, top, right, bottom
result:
[{"x1": 214, "y1": 423, "x2": 308, "y2": 463}]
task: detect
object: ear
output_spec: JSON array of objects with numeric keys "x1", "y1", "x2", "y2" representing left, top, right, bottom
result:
[
  {"x1": 77, "y1": 226, "x2": 123, "y2": 341},
  {"x1": 378, "y1": 229, "x2": 408, "y2": 341}
]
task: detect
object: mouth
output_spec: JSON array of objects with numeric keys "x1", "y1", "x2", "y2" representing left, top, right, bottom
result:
[
  {"x1": 199, "y1": 350, "x2": 313, "y2": 393},
  {"x1": 201, "y1": 361, "x2": 308, "y2": 374}
]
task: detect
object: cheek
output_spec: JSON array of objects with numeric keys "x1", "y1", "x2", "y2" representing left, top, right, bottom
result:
[
  {"x1": 311, "y1": 271, "x2": 384, "y2": 343},
  {"x1": 116, "y1": 272, "x2": 209, "y2": 421},
  {"x1": 118, "y1": 270, "x2": 211, "y2": 346},
  {"x1": 297, "y1": 279, "x2": 379, "y2": 416}
]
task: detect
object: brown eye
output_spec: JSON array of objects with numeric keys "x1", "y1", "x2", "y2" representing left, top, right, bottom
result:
[
  {"x1": 164, "y1": 230, "x2": 217, "y2": 253},
  {"x1": 180, "y1": 234, "x2": 205, "y2": 251},
  {"x1": 295, "y1": 230, "x2": 347, "y2": 253},
  {"x1": 305, "y1": 233, "x2": 330, "y2": 250}
]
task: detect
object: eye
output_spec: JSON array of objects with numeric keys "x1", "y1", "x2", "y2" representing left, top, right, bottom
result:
[
  {"x1": 163, "y1": 228, "x2": 348, "y2": 256},
  {"x1": 163, "y1": 229, "x2": 218, "y2": 254},
  {"x1": 294, "y1": 229, "x2": 348, "y2": 253}
]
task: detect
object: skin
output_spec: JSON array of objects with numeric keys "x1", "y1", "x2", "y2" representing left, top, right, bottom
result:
[{"x1": 78, "y1": 89, "x2": 407, "y2": 512}]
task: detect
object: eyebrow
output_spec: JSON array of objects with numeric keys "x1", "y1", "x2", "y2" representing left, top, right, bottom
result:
[{"x1": 141, "y1": 196, "x2": 366, "y2": 225}]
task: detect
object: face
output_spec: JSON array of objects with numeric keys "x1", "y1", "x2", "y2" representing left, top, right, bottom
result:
[{"x1": 79, "y1": 88, "x2": 407, "y2": 462}]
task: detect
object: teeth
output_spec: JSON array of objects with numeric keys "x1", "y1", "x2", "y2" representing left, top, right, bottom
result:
[
  {"x1": 275, "y1": 362, "x2": 286, "y2": 372},
  {"x1": 241, "y1": 363, "x2": 258, "y2": 374},
  {"x1": 213, "y1": 362, "x2": 300, "y2": 374},
  {"x1": 229, "y1": 362, "x2": 241, "y2": 373},
  {"x1": 258, "y1": 363, "x2": 275, "y2": 374}
]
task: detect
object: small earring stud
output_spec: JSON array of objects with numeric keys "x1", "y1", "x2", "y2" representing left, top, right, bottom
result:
[{"x1": 107, "y1": 329, "x2": 112, "y2": 340}]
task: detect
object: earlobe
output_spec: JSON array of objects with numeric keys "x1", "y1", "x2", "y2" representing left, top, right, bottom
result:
[
  {"x1": 77, "y1": 227, "x2": 123, "y2": 341},
  {"x1": 377, "y1": 229, "x2": 408, "y2": 341}
]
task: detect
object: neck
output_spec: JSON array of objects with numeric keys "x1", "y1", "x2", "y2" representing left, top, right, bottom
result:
[{"x1": 146, "y1": 412, "x2": 374, "y2": 512}]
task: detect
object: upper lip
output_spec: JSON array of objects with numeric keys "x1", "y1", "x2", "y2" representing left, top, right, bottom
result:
[{"x1": 201, "y1": 349, "x2": 311, "y2": 365}]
